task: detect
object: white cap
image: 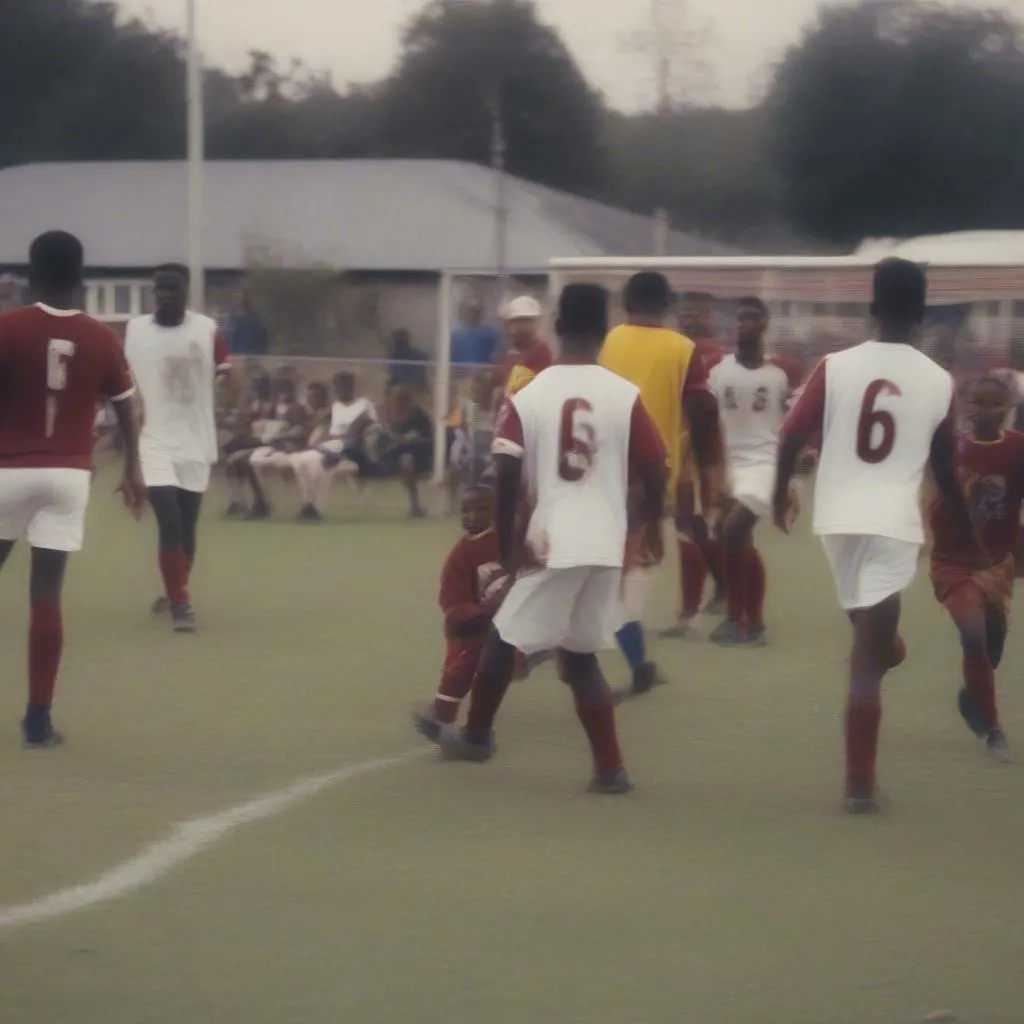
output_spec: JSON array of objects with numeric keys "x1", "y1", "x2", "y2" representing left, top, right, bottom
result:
[{"x1": 503, "y1": 295, "x2": 542, "y2": 321}]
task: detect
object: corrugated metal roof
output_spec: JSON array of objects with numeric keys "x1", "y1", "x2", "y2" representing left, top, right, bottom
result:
[{"x1": 0, "y1": 159, "x2": 739, "y2": 273}]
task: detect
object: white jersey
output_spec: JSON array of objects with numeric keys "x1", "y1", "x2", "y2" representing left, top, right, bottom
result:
[
  {"x1": 329, "y1": 397, "x2": 376, "y2": 437},
  {"x1": 796, "y1": 341, "x2": 953, "y2": 544},
  {"x1": 709, "y1": 354, "x2": 796, "y2": 469},
  {"x1": 125, "y1": 311, "x2": 228, "y2": 466},
  {"x1": 492, "y1": 363, "x2": 644, "y2": 569}
]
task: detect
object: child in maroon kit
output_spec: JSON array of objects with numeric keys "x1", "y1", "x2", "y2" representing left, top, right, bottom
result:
[{"x1": 413, "y1": 485, "x2": 510, "y2": 741}]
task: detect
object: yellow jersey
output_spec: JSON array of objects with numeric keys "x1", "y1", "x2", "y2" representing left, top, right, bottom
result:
[{"x1": 599, "y1": 324, "x2": 696, "y2": 488}]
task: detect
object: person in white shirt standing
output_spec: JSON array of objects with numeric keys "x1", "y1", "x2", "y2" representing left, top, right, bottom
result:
[
  {"x1": 125, "y1": 264, "x2": 241, "y2": 632},
  {"x1": 438, "y1": 284, "x2": 668, "y2": 794},
  {"x1": 774, "y1": 258, "x2": 979, "y2": 814},
  {"x1": 708, "y1": 297, "x2": 801, "y2": 647}
]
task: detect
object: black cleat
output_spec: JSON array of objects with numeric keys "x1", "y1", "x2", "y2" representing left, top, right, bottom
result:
[
  {"x1": 709, "y1": 619, "x2": 747, "y2": 647},
  {"x1": 437, "y1": 725, "x2": 495, "y2": 762},
  {"x1": 171, "y1": 602, "x2": 197, "y2": 633},
  {"x1": 296, "y1": 504, "x2": 324, "y2": 523},
  {"x1": 247, "y1": 502, "x2": 271, "y2": 520},
  {"x1": 151, "y1": 595, "x2": 171, "y2": 616},
  {"x1": 224, "y1": 501, "x2": 248, "y2": 519},
  {"x1": 22, "y1": 709, "x2": 64, "y2": 749},
  {"x1": 957, "y1": 687, "x2": 988, "y2": 738},
  {"x1": 588, "y1": 769, "x2": 633, "y2": 795},
  {"x1": 631, "y1": 662, "x2": 665, "y2": 696}
]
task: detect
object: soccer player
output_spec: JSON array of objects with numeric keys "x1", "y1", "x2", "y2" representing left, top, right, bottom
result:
[
  {"x1": 707, "y1": 297, "x2": 801, "y2": 646},
  {"x1": 412, "y1": 485, "x2": 508, "y2": 739},
  {"x1": 0, "y1": 231, "x2": 145, "y2": 746},
  {"x1": 498, "y1": 296, "x2": 553, "y2": 396},
  {"x1": 774, "y1": 258, "x2": 979, "y2": 814},
  {"x1": 437, "y1": 284, "x2": 667, "y2": 793},
  {"x1": 125, "y1": 264, "x2": 242, "y2": 632},
  {"x1": 599, "y1": 272, "x2": 722, "y2": 691},
  {"x1": 930, "y1": 375, "x2": 1023, "y2": 762}
]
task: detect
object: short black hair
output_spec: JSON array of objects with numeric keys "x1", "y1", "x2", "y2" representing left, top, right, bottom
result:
[
  {"x1": 308, "y1": 381, "x2": 329, "y2": 400},
  {"x1": 333, "y1": 371, "x2": 355, "y2": 390},
  {"x1": 737, "y1": 296, "x2": 769, "y2": 317},
  {"x1": 154, "y1": 263, "x2": 190, "y2": 282},
  {"x1": 557, "y1": 283, "x2": 608, "y2": 338},
  {"x1": 624, "y1": 272, "x2": 672, "y2": 315},
  {"x1": 872, "y1": 258, "x2": 926, "y2": 324},
  {"x1": 29, "y1": 231, "x2": 84, "y2": 290}
]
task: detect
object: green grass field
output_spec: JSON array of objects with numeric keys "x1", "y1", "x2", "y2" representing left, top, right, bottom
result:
[{"x1": 1, "y1": 474, "x2": 1023, "y2": 1024}]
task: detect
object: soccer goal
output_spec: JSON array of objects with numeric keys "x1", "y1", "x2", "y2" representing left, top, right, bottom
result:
[{"x1": 549, "y1": 255, "x2": 1024, "y2": 370}]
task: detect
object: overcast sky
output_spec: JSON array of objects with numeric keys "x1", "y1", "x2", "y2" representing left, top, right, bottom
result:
[{"x1": 116, "y1": 0, "x2": 1023, "y2": 111}]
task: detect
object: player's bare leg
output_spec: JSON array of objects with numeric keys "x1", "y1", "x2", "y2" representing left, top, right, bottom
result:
[
  {"x1": 21, "y1": 546, "x2": 69, "y2": 747},
  {"x1": 844, "y1": 594, "x2": 901, "y2": 813},
  {"x1": 438, "y1": 630, "x2": 517, "y2": 760},
  {"x1": 223, "y1": 450, "x2": 253, "y2": 517},
  {"x1": 710, "y1": 502, "x2": 766, "y2": 647},
  {"x1": 398, "y1": 453, "x2": 426, "y2": 519},
  {"x1": 946, "y1": 588, "x2": 1011, "y2": 762},
  {"x1": 148, "y1": 486, "x2": 197, "y2": 632},
  {"x1": 557, "y1": 649, "x2": 631, "y2": 793}
]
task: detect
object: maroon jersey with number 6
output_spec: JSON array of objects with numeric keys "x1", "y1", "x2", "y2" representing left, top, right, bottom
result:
[{"x1": 0, "y1": 303, "x2": 134, "y2": 470}]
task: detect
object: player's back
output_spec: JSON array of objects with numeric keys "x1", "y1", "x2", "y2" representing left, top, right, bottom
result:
[
  {"x1": 600, "y1": 324, "x2": 692, "y2": 481},
  {"x1": 502, "y1": 363, "x2": 640, "y2": 569},
  {"x1": 814, "y1": 340, "x2": 953, "y2": 543},
  {"x1": 0, "y1": 303, "x2": 129, "y2": 470}
]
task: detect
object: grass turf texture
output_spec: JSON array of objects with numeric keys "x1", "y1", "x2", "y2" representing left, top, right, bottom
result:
[{"x1": 0, "y1": 474, "x2": 1022, "y2": 1023}]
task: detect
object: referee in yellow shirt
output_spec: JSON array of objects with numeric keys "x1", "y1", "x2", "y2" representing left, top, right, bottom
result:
[{"x1": 600, "y1": 271, "x2": 723, "y2": 695}]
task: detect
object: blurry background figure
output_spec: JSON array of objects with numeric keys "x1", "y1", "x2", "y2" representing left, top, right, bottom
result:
[
  {"x1": 447, "y1": 371, "x2": 497, "y2": 512},
  {"x1": 498, "y1": 295, "x2": 553, "y2": 396},
  {"x1": 380, "y1": 385, "x2": 433, "y2": 519},
  {"x1": 450, "y1": 296, "x2": 500, "y2": 368},
  {"x1": 0, "y1": 274, "x2": 26, "y2": 312},
  {"x1": 226, "y1": 292, "x2": 268, "y2": 356},
  {"x1": 387, "y1": 328, "x2": 429, "y2": 394}
]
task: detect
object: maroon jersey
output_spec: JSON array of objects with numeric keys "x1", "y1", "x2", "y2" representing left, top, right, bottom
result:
[
  {"x1": 0, "y1": 304, "x2": 134, "y2": 470},
  {"x1": 931, "y1": 430, "x2": 1024, "y2": 564},
  {"x1": 439, "y1": 528, "x2": 506, "y2": 640}
]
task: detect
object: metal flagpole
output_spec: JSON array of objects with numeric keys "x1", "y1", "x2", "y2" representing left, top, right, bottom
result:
[{"x1": 186, "y1": 0, "x2": 206, "y2": 310}]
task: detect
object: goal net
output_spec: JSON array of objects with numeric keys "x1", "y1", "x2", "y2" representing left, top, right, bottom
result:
[{"x1": 549, "y1": 256, "x2": 1024, "y2": 375}]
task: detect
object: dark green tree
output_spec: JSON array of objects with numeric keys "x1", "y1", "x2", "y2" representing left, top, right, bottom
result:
[
  {"x1": 378, "y1": 0, "x2": 609, "y2": 193},
  {"x1": 767, "y1": 0, "x2": 1024, "y2": 244}
]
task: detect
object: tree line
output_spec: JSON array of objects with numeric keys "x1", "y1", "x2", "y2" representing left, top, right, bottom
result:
[{"x1": 3, "y1": 0, "x2": 1024, "y2": 248}]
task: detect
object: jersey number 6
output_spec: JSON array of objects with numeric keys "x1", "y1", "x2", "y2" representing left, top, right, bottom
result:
[
  {"x1": 856, "y1": 378, "x2": 897, "y2": 464},
  {"x1": 45, "y1": 338, "x2": 76, "y2": 439},
  {"x1": 559, "y1": 398, "x2": 596, "y2": 482}
]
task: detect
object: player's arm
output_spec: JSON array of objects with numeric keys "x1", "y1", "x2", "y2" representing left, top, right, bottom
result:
[
  {"x1": 629, "y1": 397, "x2": 669, "y2": 562},
  {"x1": 774, "y1": 358, "x2": 826, "y2": 533},
  {"x1": 929, "y1": 403, "x2": 983, "y2": 557},
  {"x1": 491, "y1": 398, "x2": 525, "y2": 571},
  {"x1": 101, "y1": 332, "x2": 146, "y2": 518},
  {"x1": 681, "y1": 349, "x2": 725, "y2": 507}
]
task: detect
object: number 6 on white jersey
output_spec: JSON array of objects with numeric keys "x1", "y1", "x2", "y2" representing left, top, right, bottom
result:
[{"x1": 45, "y1": 338, "x2": 76, "y2": 438}]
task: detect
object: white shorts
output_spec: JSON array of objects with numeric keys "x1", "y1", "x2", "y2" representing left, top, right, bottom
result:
[
  {"x1": 141, "y1": 453, "x2": 211, "y2": 493},
  {"x1": 820, "y1": 534, "x2": 920, "y2": 611},
  {"x1": 728, "y1": 461, "x2": 775, "y2": 518},
  {"x1": 0, "y1": 468, "x2": 91, "y2": 552},
  {"x1": 493, "y1": 565, "x2": 622, "y2": 656}
]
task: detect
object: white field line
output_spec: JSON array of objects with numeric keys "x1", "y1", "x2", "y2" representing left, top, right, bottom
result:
[{"x1": 0, "y1": 749, "x2": 427, "y2": 933}]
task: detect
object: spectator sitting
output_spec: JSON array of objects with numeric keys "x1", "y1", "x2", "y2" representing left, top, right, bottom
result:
[
  {"x1": 451, "y1": 297, "x2": 500, "y2": 367},
  {"x1": 242, "y1": 378, "x2": 311, "y2": 519},
  {"x1": 447, "y1": 370, "x2": 497, "y2": 512},
  {"x1": 379, "y1": 385, "x2": 434, "y2": 519},
  {"x1": 387, "y1": 328, "x2": 429, "y2": 394},
  {"x1": 290, "y1": 372, "x2": 379, "y2": 521},
  {"x1": 496, "y1": 295, "x2": 553, "y2": 396},
  {"x1": 223, "y1": 375, "x2": 285, "y2": 517}
]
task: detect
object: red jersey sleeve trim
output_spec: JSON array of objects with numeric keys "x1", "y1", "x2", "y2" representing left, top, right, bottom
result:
[
  {"x1": 782, "y1": 357, "x2": 826, "y2": 439},
  {"x1": 492, "y1": 398, "x2": 525, "y2": 458},
  {"x1": 629, "y1": 397, "x2": 668, "y2": 468}
]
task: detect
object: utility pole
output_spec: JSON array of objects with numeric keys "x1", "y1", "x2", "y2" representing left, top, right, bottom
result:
[
  {"x1": 487, "y1": 81, "x2": 509, "y2": 289},
  {"x1": 186, "y1": 0, "x2": 205, "y2": 310}
]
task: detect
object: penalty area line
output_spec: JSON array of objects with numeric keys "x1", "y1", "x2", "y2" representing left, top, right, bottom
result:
[{"x1": 0, "y1": 748, "x2": 429, "y2": 933}]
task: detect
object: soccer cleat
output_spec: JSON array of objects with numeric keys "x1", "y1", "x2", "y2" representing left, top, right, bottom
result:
[
  {"x1": 957, "y1": 688, "x2": 988, "y2": 739},
  {"x1": 437, "y1": 724, "x2": 495, "y2": 762},
  {"x1": 588, "y1": 768, "x2": 633, "y2": 795},
  {"x1": 741, "y1": 626, "x2": 769, "y2": 648},
  {"x1": 151, "y1": 595, "x2": 171, "y2": 616},
  {"x1": 296, "y1": 504, "x2": 324, "y2": 523},
  {"x1": 843, "y1": 784, "x2": 881, "y2": 815},
  {"x1": 631, "y1": 662, "x2": 666, "y2": 696},
  {"x1": 658, "y1": 616, "x2": 700, "y2": 639},
  {"x1": 224, "y1": 502, "x2": 248, "y2": 519},
  {"x1": 985, "y1": 728, "x2": 1013, "y2": 764},
  {"x1": 411, "y1": 701, "x2": 444, "y2": 744},
  {"x1": 171, "y1": 602, "x2": 197, "y2": 633},
  {"x1": 247, "y1": 502, "x2": 271, "y2": 520},
  {"x1": 22, "y1": 710, "x2": 64, "y2": 749},
  {"x1": 709, "y1": 619, "x2": 747, "y2": 647}
]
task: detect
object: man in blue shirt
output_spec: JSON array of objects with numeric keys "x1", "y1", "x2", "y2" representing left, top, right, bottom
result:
[{"x1": 450, "y1": 298, "x2": 499, "y2": 367}]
